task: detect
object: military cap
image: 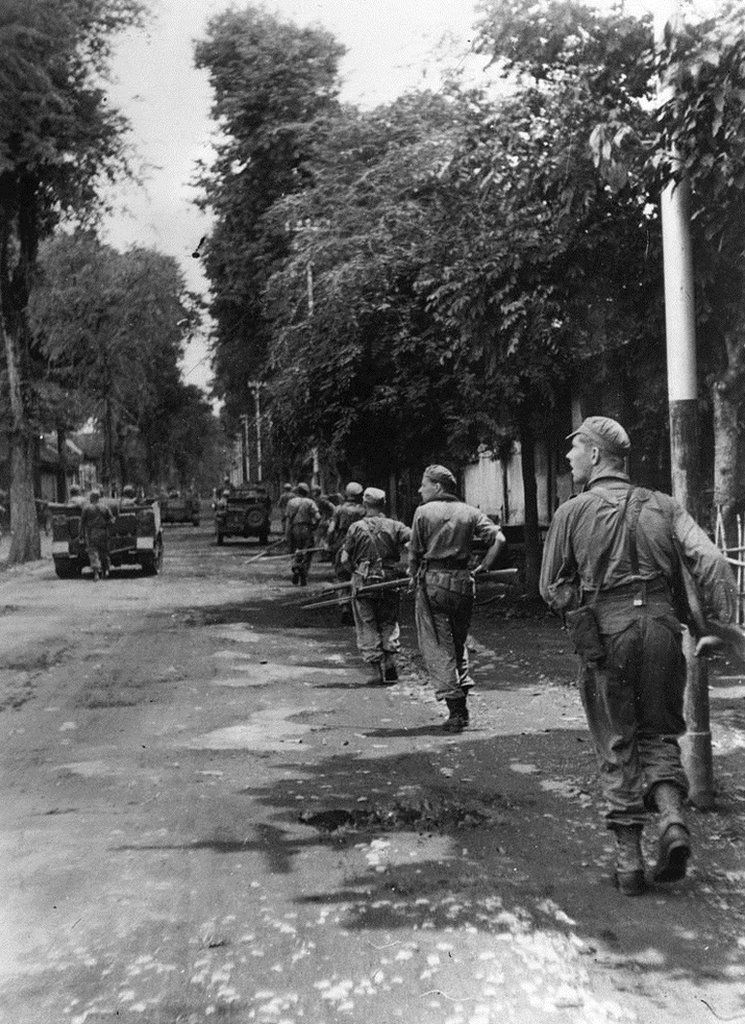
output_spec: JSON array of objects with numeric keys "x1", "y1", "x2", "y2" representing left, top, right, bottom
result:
[
  {"x1": 424, "y1": 464, "x2": 457, "y2": 491},
  {"x1": 363, "y1": 487, "x2": 386, "y2": 505},
  {"x1": 295, "y1": 482, "x2": 310, "y2": 495},
  {"x1": 567, "y1": 416, "x2": 631, "y2": 456},
  {"x1": 122, "y1": 484, "x2": 136, "y2": 498},
  {"x1": 345, "y1": 482, "x2": 363, "y2": 499}
]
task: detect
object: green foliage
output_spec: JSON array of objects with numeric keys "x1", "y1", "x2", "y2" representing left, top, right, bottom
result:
[
  {"x1": 193, "y1": 5, "x2": 345, "y2": 424},
  {"x1": 30, "y1": 233, "x2": 208, "y2": 487}
]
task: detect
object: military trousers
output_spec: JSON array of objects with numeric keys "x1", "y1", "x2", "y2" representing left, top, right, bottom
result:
[
  {"x1": 85, "y1": 531, "x2": 110, "y2": 575},
  {"x1": 351, "y1": 591, "x2": 400, "y2": 665},
  {"x1": 288, "y1": 524, "x2": 314, "y2": 579},
  {"x1": 578, "y1": 591, "x2": 688, "y2": 829},
  {"x1": 415, "y1": 569, "x2": 475, "y2": 701}
]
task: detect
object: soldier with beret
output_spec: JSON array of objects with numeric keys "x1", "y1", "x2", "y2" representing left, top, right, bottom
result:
[
  {"x1": 285, "y1": 482, "x2": 320, "y2": 586},
  {"x1": 341, "y1": 487, "x2": 412, "y2": 685},
  {"x1": 540, "y1": 416, "x2": 738, "y2": 896},
  {"x1": 409, "y1": 465, "x2": 506, "y2": 731}
]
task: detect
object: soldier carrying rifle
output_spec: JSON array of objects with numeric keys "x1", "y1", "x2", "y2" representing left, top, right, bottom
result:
[
  {"x1": 341, "y1": 487, "x2": 411, "y2": 685},
  {"x1": 409, "y1": 465, "x2": 506, "y2": 732}
]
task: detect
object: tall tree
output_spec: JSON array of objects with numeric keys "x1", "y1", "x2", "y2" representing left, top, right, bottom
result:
[
  {"x1": 30, "y1": 233, "x2": 201, "y2": 491},
  {"x1": 193, "y1": 5, "x2": 345, "y2": 427},
  {"x1": 0, "y1": 0, "x2": 143, "y2": 561}
]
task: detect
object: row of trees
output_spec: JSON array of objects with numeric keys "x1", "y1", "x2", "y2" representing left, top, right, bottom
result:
[
  {"x1": 0, "y1": 1, "x2": 222, "y2": 563},
  {"x1": 195, "y1": 0, "x2": 745, "y2": 593}
]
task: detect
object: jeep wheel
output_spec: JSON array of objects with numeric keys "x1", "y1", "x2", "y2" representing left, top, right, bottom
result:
[
  {"x1": 54, "y1": 559, "x2": 83, "y2": 580},
  {"x1": 142, "y1": 536, "x2": 164, "y2": 576}
]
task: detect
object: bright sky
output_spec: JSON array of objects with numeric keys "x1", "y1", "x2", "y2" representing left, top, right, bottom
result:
[{"x1": 103, "y1": 0, "x2": 486, "y2": 390}]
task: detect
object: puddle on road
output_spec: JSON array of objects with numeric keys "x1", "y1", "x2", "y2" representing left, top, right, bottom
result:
[
  {"x1": 56, "y1": 760, "x2": 120, "y2": 778},
  {"x1": 186, "y1": 706, "x2": 312, "y2": 751},
  {"x1": 210, "y1": 662, "x2": 349, "y2": 689}
]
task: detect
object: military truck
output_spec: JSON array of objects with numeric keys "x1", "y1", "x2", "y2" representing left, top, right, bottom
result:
[
  {"x1": 50, "y1": 498, "x2": 164, "y2": 578},
  {"x1": 161, "y1": 491, "x2": 200, "y2": 526},
  {"x1": 214, "y1": 487, "x2": 271, "y2": 546}
]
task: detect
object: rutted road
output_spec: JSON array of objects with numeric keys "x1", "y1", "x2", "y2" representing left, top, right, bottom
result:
[{"x1": 1, "y1": 525, "x2": 744, "y2": 1024}]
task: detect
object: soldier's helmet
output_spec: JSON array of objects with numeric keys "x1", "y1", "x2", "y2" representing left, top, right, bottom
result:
[
  {"x1": 296, "y1": 482, "x2": 310, "y2": 496},
  {"x1": 222, "y1": 489, "x2": 231, "y2": 498},
  {"x1": 345, "y1": 482, "x2": 363, "y2": 500},
  {"x1": 69, "y1": 484, "x2": 80, "y2": 496},
  {"x1": 122, "y1": 485, "x2": 136, "y2": 499},
  {"x1": 89, "y1": 490, "x2": 101, "y2": 502}
]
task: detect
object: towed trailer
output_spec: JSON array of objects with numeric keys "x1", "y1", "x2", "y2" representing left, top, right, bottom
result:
[{"x1": 49, "y1": 499, "x2": 164, "y2": 579}]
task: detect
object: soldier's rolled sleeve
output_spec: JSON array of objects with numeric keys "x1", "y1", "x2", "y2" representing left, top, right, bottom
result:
[
  {"x1": 674, "y1": 507, "x2": 739, "y2": 624},
  {"x1": 473, "y1": 511, "x2": 500, "y2": 546},
  {"x1": 539, "y1": 505, "x2": 575, "y2": 609},
  {"x1": 408, "y1": 509, "x2": 425, "y2": 575}
]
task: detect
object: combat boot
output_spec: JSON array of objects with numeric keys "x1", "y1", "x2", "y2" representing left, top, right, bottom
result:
[
  {"x1": 443, "y1": 697, "x2": 469, "y2": 733},
  {"x1": 365, "y1": 662, "x2": 386, "y2": 686},
  {"x1": 383, "y1": 658, "x2": 398, "y2": 683},
  {"x1": 651, "y1": 782, "x2": 690, "y2": 883},
  {"x1": 612, "y1": 824, "x2": 646, "y2": 896}
]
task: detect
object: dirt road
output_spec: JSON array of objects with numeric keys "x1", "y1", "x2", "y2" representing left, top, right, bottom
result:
[{"x1": 1, "y1": 525, "x2": 744, "y2": 1024}]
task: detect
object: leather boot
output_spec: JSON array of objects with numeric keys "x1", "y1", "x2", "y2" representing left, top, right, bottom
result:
[
  {"x1": 652, "y1": 782, "x2": 690, "y2": 883},
  {"x1": 443, "y1": 697, "x2": 468, "y2": 733},
  {"x1": 383, "y1": 659, "x2": 398, "y2": 683},
  {"x1": 365, "y1": 663, "x2": 385, "y2": 686},
  {"x1": 613, "y1": 825, "x2": 646, "y2": 896}
]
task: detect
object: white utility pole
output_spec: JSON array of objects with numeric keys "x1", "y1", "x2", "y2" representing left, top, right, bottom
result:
[
  {"x1": 655, "y1": 1, "x2": 713, "y2": 809},
  {"x1": 248, "y1": 380, "x2": 265, "y2": 483}
]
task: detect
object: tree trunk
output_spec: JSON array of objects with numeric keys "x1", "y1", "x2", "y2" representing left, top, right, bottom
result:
[
  {"x1": 56, "y1": 427, "x2": 68, "y2": 502},
  {"x1": 712, "y1": 376, "x2": 744, "y2": 546},
  {"x1": 518, "y1": 414, "x2": 540, "y2": 600},
  {"x1": 1, "y1": 317, "x2": 40, "y2": 563}
]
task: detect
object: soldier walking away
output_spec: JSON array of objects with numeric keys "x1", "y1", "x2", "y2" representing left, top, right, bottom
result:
[
  {"x1": 341, "y1": 487, "x2": 411, "y2": 685},
  {"x1": 80, "y1": 490, "x2": 115, "y2": 582},
  {"x1": 540, "y1": 416, "x2": 739, "y2": 896},
  {"x1": 278, "y1": 483, "x2": 293, "y2": 535},
  {"x1": 312, "y1": 485, "x2": 335, "y2": 557},
  {"x1": 328, "y1": 482, "x2": 366, "y2": 622},
  {"x1": 409, "y1": 465, "x2": 505, "y2": 732},
  {"x1": 68, "y1": 484, "x2": 86, "y2": 507},
  {"x1": 285, "y1": 483, "x2": 320, "y2": 586}
]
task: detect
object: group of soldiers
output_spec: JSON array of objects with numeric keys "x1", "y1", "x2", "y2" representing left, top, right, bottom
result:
[{"x1": 275, "y1": 415, "x2": 743, "y2": 898}]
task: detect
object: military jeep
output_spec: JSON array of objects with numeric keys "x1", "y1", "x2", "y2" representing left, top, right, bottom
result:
[
  {"x1": 50, "y1": 498, "x2": 164, "y2": 578},
  {"x1": 161, "y1": 491, "x2": 200, "y2": 526},
  {"x1": 214, "y1": 487, "x2": 271, "y2": 546}
]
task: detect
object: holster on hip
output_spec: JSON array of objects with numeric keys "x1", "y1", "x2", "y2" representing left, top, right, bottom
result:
[{"x1": 565, "y1": 605, "x2": 605, "y2": 664}]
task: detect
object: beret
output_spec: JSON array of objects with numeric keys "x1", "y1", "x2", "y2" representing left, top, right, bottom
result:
[
  {"x1": 567, "y1": 416, "x2": 630, "y2": 456},
  {"x1": 363, "y1": 487, "x2": 386, "y2": 504},
  {"x1": 345, "y1": 482, "x2": 364, "y2": 498}
]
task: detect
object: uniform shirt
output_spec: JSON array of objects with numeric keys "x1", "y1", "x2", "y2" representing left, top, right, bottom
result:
[
  {"x1": 409, "y1": 495, "x2": 500, "y2": 574},
  {"x1": 329, "y1": 501, "x2": 365, "y2": 543},
  {"x1": 344, "y1": 512, "x2": 411, "y2": 571},
  {"x1": 539, "y1": 470, "x2": 737, "y2": 623},
  {"x1": 285, "y1": 496, "x2": 320, "y2": 527},
  {"x1": 80, "y1": 503, "x2": 114, "y2": 539},
  {"x1": 278, "y1": 492, "x2": 292, "y2": 514}
]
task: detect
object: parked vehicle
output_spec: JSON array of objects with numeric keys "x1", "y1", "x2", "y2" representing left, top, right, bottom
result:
[
  {"x1": 214, "y1": 487, "x2": 271, "y2": 546},
  {"x1": 161, "y1": 491, "x2": 200, "y2": 526},
  {"x1": 49, "y1": 498, "x2": 164, "y2": 578}
]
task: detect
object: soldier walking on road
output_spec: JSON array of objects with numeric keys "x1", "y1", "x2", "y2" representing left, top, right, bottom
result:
[
  {"x1": 285, "y1": 483, "x2": 320, "y2": 587},
  {"x1": 409, "y1": 465, "x2": 505, "y2": 732},
  {"x1": 80, "y1": 490, "x2": 115, "y2": 582},
  {"x1": 278, "y1": 483, "x2": 293, "y2": 535},
  {"x1": 341, "y1": 487, "x2": 411, "y2": 685},
  {"x1": 540, "y1": 416, "x2": 739, "y2": 896},
  {"x1": 328, "y1": 482, "x2": 366, "y2": 623}
]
